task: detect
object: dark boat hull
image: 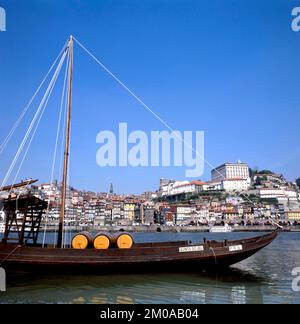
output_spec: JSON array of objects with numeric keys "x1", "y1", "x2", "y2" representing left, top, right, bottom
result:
[{"x1": 0, "y1": 231, "x2": 278, "y2": 274}]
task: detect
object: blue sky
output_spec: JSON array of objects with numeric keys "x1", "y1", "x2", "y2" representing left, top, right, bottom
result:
[{"x1": 0, "y1": 0, "x2": 300, "y2": 194}]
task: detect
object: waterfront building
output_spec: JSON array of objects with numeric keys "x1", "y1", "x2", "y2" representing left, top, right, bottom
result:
[
  {"x1": 223, "y1": 211, "x2": 240, "y2": 221},
  {"x1": 104, "y1": 203, "x2": 112, "y2": 225},
  {"x1": 164, "y1": 211, "x2": 175, "y2": 225},
  {"x1": 285, "y1": 211, "x2": 300, "y2": 221},
  {"x1": 93, "y1": 201, "x2": 106, "y2": 227},
  {"x1": 195, "y1": 206, "x2": 209, "y2": 222},
  {"x1": 176, "y1": 204, "x2": 196, "y2": 225},
  {"x1": 143, "y1": 204, "x2": 155, "y2": 225},
  {"x1": 111, "y1": 199, "x2": 124, "y2": 222},
  {"x1": 134, "y1": 204, "x2": 141, "y2": 223},
  {"x1": 124, "y1": 201, "x2": 135, "y2": 221}
]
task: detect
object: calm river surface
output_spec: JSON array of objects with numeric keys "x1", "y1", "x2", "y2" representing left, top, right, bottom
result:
[{"x1": 0, "y1": 232, "x2": 299, "y2": 304}]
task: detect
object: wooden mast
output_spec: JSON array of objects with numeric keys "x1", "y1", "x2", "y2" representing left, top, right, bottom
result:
[{"x1": 57, "y1": 35, "x2": 73, "y2": 248}]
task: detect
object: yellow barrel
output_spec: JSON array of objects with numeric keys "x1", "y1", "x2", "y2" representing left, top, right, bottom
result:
[
  {"x1": 71, "y1": 232, "x2": 93, "y2": 249},
  {"x1": 113, "y1": 232, "x2": 134, "y2": 249},
  {"x1": 93, "y1": 232, "x2": 111, "y2": 250}
]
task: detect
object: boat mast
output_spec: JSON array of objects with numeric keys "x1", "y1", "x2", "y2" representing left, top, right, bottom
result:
[{"x1": 57, "y1": 35, "x2": 73, "y2": 248}]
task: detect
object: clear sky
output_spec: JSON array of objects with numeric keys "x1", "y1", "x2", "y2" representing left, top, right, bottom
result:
[{"x1": 0, "y1": 0, "x2": 299, "y2": 194}]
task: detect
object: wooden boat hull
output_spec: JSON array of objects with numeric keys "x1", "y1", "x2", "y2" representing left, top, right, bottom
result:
[{"x1": 0, "y1": 231, "x2": 278, "y2": 274}]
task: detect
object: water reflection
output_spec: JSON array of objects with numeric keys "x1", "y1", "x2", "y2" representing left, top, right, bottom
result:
[
  {"x1": 0, "y1": 232, "x2": 299, "y2": 304},
  {"x1": 1, "y1": 267, "x2": 265, "y2": 304}
]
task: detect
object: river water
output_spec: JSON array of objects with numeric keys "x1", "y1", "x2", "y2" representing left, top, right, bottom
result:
[{"x1": 0, "y1": 232, "x2": 299, "y2": 304}]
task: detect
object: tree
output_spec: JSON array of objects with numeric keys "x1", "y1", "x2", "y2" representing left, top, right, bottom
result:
[
  {"x1": 255, "y1": 177, "x2": 262, "y2": 186},
  {"x1": 296, "y1": 178, "x2": 300, "y2": 189},
  {"x1": 249, "y1": 167, "x2": 258, "y2": 180},
  {"x1": 257, "y1": 170, "x2": 274, "y2": 175}
]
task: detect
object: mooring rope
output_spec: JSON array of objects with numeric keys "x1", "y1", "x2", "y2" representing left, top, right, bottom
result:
[{"x1": 209, "y1": 247, "x2": 218, "y2": 266}]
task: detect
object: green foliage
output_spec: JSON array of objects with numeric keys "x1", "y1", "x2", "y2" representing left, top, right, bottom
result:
[
  {"x1": 257, "y1": 170, "x2": 274, "y2": 175},
  {"x1": 260, "y1": 198, "x2": 278, "y2": 205}
]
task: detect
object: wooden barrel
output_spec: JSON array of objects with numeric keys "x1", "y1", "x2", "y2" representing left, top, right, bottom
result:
[
  {"x1": 71, "y1": 232, "x2": 93, "y2": 249},
  {"x1": 93, "y1": 232, "x2": 111, "y2": 250},
  {"x1": 112, "y1": 232, "x2": 134, "y2": 249}
]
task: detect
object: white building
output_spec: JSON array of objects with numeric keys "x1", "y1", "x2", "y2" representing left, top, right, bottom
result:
[
  {"x1": 176, "y1": 205, "x2": 196, "y2": 224},
  {"x1": 284, "y1": 189, "x2": 299, "y2": 201},
  {"x1": 211, "y1": 162, "x2": 250, "y2": 182},
  {"x1": 226, "y1": 196, "x2": 245, "y2": 205},
  {"x1": 195, "y1": 208, "x2": 210, "y2": 222},
  {"x1": 202, "y1": 181, "x2": 222, "y2": 191},
  {"x1": 259, "y1": 188, "x2": 285, "y2": 199},
  {"x1": 259, "y1": 188, "x2": 299, "y2": 201},
  {"x1": 160, "y1": 180, "x2": 206, "y2": 196},
  {"x1": 38, "y1": 183, "x2": 60, "y2": 203},
  {"x1": 221, "y1": 178, "x2": 251, "y2": 191},
  {"x1": 171, "y1": 181, "x2": 205, "y2": 196}
]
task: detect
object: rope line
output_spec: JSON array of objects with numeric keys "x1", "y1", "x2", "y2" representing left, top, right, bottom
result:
[
  {"x1": 0, "y1": 42, "x2": 68, "y2": 155},
  {"x1": 10, "y1": 51, "x2": 66, "y2": 194},
  {"x1": 0, "y1": 49, "x2": 68, "y2": 191},
  {"x1": 209, "y1": 247, "x2": 217, "y2": 266}
]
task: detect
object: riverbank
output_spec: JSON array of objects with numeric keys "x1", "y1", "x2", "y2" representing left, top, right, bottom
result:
[{"x1": 41, "y1": 225, "x2": 300, "y2": 233}]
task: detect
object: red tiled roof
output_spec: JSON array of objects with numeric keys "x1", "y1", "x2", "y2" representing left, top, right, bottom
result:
[{"x1": 191, "y1": 180, "x2": 206, "y2": 185}]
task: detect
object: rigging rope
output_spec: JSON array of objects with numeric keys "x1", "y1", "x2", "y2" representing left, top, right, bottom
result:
[
  {"x1": 10, "y1": 50, "x2": 67, "y2": 194},
  {"x1": 0, "y1": 49, "x2": 68, "y2": 191},
  {"x1": 0, "y1": 42, "x2": 68, "y2": 156},
  {"x1": 43, "y1": 49, "x2": 70, "y2": 247}
]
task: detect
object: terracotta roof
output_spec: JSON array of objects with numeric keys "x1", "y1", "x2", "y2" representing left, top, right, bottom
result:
[{"x1": 191, "y1": 180, "x2": 206, "y2": 185}]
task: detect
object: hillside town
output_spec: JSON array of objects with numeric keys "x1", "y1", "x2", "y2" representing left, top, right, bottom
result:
[{"x1": 1, "y1": 161, "x2": 300, "y2": 230}]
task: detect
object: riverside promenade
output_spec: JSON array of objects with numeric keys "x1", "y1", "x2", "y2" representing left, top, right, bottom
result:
[{"x1": 41, "y1": 224, "x2": 300, "y2": 233}]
